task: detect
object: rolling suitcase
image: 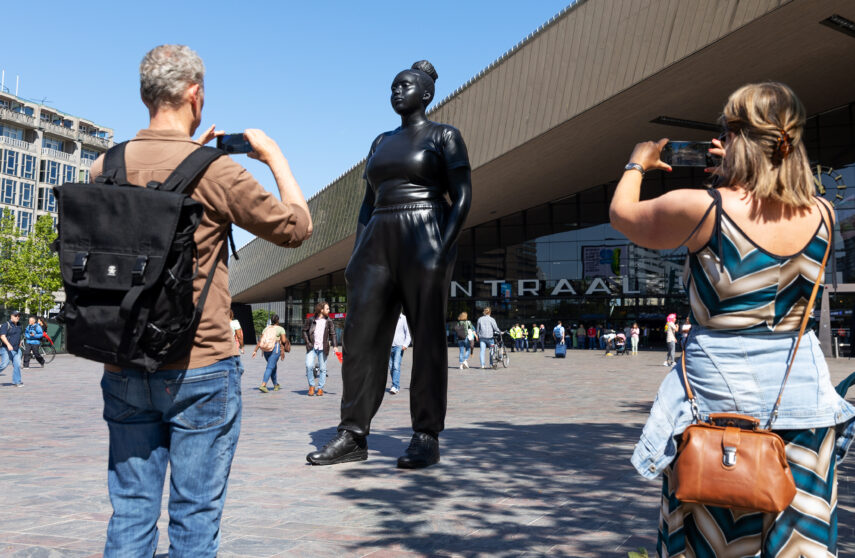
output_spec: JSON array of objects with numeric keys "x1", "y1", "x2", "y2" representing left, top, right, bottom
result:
[{"x1": 555, "y1": 342, "x2": 566, "y2": 358}]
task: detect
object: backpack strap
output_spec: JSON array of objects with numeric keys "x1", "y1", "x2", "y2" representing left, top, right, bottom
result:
[
  {"x1": 98, "y1": 142, "x2": 129, "y2": 184},
  {"x1": 158, "y1": 147, "x2": 240, "y2": 261},
  {"x1": 158, "y1": 146, "x2": 225, "y2": 194}
]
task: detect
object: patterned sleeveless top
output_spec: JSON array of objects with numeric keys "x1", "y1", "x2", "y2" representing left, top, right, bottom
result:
[{"x1": 683, "y1": 190, "x2": 830, "y2": 332}]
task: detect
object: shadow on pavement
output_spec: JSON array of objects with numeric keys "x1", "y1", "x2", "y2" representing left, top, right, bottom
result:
[{"x1": 321, "y1": 421, "x2": 661, "y2": 556}]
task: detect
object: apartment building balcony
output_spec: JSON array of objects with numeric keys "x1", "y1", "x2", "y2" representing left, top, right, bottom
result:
[
  {"x1": 0, "y1": 106, "x2": 37, "y2": 128},
  {"x1": 79, "y1": 157, "x2": 94, "y2": 168},
  {"x1": 41, "y1": 147, "x2": 73, "y2": 162},
  {"x1": 78, "y1": 133, "x2": 111, "y2": 149},
  {"x1": 0, "y1": 135, "x2": 37, "y2": 152},
  {"x1": 40, "y1": 121, "x2": 78, "y2": 141}
]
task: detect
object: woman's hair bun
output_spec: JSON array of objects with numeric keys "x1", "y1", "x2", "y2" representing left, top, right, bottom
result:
[{"x1": 411, "y1": 60, "x2": 438, "y2": 83}]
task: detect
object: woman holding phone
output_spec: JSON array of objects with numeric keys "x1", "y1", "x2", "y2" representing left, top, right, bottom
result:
[{"x1": 610, "y1": 82, "x2": 855, "y2": 556}]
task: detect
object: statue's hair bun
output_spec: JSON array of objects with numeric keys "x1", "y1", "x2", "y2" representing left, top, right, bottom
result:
[{"x1": 411, "y1": 60, "x2": 438, "y2": 83}]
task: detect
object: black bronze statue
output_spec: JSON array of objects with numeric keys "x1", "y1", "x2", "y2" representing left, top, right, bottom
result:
[{"x1": 307, "y1": 60, "x2": 472, "y2": 468}]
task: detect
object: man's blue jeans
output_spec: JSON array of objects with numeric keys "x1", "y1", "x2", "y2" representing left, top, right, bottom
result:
[
  {"x1": 305, "y1": 348, "x2": 327, "y2": 389},
  {"x1": 262, "y1": 343, "x2": 280, "y2": 386},
  {"x1": 100, "y1": 357, "x2": 243, "y2": 558},
  {"x1": 389, "y1": 345, "x2": 403, "y2": 390},
  {"x1": 479, "y1": 338, "x2": 494, "y2": 368},
  {"x1": 0, "y1": 347, "x2": 22, "y2": 385}
]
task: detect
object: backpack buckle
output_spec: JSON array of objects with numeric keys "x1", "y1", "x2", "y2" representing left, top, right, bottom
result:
[
  {"x1": 72, "y1": 252, "x2": 89, "y2": 281},
  {"x1": 132, "y1": 256, "x2": 148, "y2": 285}
]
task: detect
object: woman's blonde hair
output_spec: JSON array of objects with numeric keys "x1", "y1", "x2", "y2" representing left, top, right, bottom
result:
[
  {"x1": 458, "y1": 311, "x2": 468, "y2": 320},
  {"x1": 716, "y1": 82, "x2": 814, "y2": 207}
]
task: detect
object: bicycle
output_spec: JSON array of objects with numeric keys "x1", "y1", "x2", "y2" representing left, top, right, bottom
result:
[
  {"x1": 489, "y1": 331, "x2": 510, "y2": 369},
  {"x1": 38, "y1": 336, "x2": 57, "y2": 365}
]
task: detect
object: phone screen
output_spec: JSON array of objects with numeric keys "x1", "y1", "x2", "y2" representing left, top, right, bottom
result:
[
  {"x1": 216, "y1": 133, "x2": 253, "y2": 154},
  {"x1": 661, "y1": 141, "x2": 717, "y2": 167}
]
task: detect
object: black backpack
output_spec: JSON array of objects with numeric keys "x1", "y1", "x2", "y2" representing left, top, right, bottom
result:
[
  {"x1": 53, "y1": 142, "x2": 235, "y2": 372},
  {"x1": 454, "y1": 321, "x2": 468, "y2": 340}
]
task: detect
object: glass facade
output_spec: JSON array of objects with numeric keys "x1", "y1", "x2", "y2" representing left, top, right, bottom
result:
[{"x1": 280, "y1": 102, "x2": 855, "y2": 348}]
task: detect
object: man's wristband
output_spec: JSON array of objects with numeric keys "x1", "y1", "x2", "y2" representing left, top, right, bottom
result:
[{"x1": 624, "y1": 162, "x2": 645, "y2": 176}]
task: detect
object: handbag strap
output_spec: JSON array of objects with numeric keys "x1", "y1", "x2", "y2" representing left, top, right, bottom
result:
[{"x1": 680, "y1": 199, "x2": 833, "y2": 427}]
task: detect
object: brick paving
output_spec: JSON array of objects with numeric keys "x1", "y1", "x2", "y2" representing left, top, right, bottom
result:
[{"x1": 1, "y1": 345, "x2": 854, "y2": 557}]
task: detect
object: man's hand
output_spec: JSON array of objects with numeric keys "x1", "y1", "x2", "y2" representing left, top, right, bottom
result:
[
  {"x1": 244, "y1": 129, "x2": 284, "y2": 166},
  {"x1": 196, "y1": 124, "x2": 224, "y2": 145}
]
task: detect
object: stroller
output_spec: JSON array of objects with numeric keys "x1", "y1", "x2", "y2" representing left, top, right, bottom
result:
[{"x1": 614, "y1": 332, "x2": 627, "y2": 355}]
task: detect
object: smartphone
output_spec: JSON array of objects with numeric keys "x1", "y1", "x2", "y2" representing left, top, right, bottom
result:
[
  {"x1": 216, "y1": 133, "x2": 253, "y2": 154},
  {"x1": 660, "y1": 141, "x2": 718, "y2": 167}
]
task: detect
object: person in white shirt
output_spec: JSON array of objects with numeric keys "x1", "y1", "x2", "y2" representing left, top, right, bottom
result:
[
  {"x1": 229, "y1": 309, "x2": 243, "y2": 354},
  {"x1": 388, "y1": 313, "x2": 411, "y2": 394}
]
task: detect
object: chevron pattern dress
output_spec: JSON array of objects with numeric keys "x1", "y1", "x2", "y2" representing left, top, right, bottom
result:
[
  {"x1": 658, "y1": 192, "x2": 846, "y2": 556},
  {"x1": 658, "y1": 427, "x2": 840, "y2": 557}
]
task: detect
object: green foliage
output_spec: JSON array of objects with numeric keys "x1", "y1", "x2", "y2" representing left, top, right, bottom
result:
[
  {"x1": 0, "y1": 213, "x2": 62, "y2": 315},
  {"x1": 252, "y1": 309, "x2": 273, "y2": 337},
  {"x1": 627, "y1": 548, "x2": 649, "y2": 558}
]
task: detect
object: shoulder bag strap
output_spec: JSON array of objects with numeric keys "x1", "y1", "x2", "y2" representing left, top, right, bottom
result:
[
  {"x1": 680, "y1": 201, "x2": 832, "y2": 426},
  {"x1": 158, "y1": 146, "x2": 224, "y2": 194}
]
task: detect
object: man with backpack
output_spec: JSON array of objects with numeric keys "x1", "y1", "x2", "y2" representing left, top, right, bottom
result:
[
  {"x1": 22, "y1": 316, "x2": 45, "y2": 368},
  {"x1": 0, "y1": 311, "x2": 24, "y2": 387},
  {"x1": 84, "y1": 45, "x2": 311, "y2": 557},
  {"x1": 302, "y1": 301, "x2": 338, "y2": 396}
]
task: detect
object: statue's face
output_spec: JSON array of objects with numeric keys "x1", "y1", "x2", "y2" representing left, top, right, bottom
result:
[{"x1": 391, "y1": 71, "x2": 426, "y2": 115}]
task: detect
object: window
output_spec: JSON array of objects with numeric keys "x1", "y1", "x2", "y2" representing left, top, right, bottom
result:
[
  {"x1": 2, "y1": 149, "x2": 19, "y2": 176},
  {"x1": 63, "y1": 165, "x2": 76, "y2": 183},
  {"x1": 0, "y1": 124, "x2": 24, "y2": 140},
  {"x1": 19, "y1": 182, "x2": 33, "y2": 209},
  {"x1": 21, "y1": 154, "x2": 35, "y2": 179},
  {"x1": 1, "y1": 178, "x2": 16, "y2": 204},
  {"x1": 81, "y1": 148, "x2": 99, "y2": 162},
  {"x1": 39, "y1": 160, "x2": 60, "y2": 185},
  {"x1": 42, "y1": 136, "x2": 64, "y2": 151},
  {"x1": 17, "y1": 210, "x2": 31, "y2": 235},
  {"x1": 46, "y1": 188, "x2": 56, "y2": 212}
]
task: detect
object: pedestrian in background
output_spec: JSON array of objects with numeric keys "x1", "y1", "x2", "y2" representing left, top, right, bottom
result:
[
  {"x1": 680, "y1": 316, "x2": 692, "y2": 344},
  {"x1": 0, "y1": 311, "x2": 23, "y2": 387},
  {"x1": 454, "y1": 312, "x2": 476, "y2": 370},
  {"x1": 229, "y1": 309, "x2": 244, "y2": 354},
  {"x1": 630, "y1": 322, "x2": 640, "y2": 355},
  {"x1": 553, "y1": 321, "x2": 565, "y2": 345},
  {"x1": 252, "y1": 314, "x2": 287, "y2": 393},
  {"x1": 389, "y1": 313, "x2": 411, "y2": 394},
  {"x1": 302, "y1": 301, "x2": 338, "y2": 396},
  {"x1": 586, "y1": 324, "x2": 597, "y2": 350},
  {"x1": 576, "y1": 324, "x2": 585, "y2": 349},
  {"x1": 522, "y1": 324, "x2": 530, "y2": 352},
  {"x1": 510, "y1": 323, "x2": 521, "y2": 352},
  {"x1": 532, "y1": 323, "x2": 544, "y2": 351},
  {"x1": 663, "y1": 313, "x2": 678, "y2": 367},
  {"x1": 22, "y1": 316, "x2": 45, "y2": 369},
  {"x1": 476, "y1": 307, "x2": 501, "y2": 369}
]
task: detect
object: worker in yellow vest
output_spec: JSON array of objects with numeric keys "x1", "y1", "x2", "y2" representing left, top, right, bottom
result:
[
  {"x1": 522, "y1": 325, "x2": 530, "y2": 352},
  {"x1": 532, "y1": 324, "x2": 543, "y2": 352},
  {"x1": 510, "y1": 324, "x2": 522, "y2": 352}
]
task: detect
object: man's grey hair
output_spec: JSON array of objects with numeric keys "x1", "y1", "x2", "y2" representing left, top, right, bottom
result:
[{"x1": 139, "y1": 45, "x2": 205, "y2": 109}]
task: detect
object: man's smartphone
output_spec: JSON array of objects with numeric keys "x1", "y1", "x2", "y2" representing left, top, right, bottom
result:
[
  {"x1": 216, "y1": 133, "x2": 253, "y2": 154},
  {"x1": 660, "y1": 141, "x2": 718, "y2": 167}
]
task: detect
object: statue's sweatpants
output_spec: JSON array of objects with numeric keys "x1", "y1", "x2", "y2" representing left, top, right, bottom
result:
[{"x1": 338, "y1": 201, "x2": 455, "y2": 438}]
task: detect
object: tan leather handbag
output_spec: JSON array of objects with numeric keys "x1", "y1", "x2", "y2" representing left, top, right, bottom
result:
[{"x1": 672, "y1": 205, "x2": 831, "y2": 513}]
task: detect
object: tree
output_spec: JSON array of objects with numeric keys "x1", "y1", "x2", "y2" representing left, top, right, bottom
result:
[
  {"x1": 0, "y1": 214, "x2": 62, "y2": 315},
  {"x1": 252, "y1": 309, "x2": 273, "y2": 336}
]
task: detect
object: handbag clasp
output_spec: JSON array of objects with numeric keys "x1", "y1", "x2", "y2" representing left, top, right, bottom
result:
[{"x1": 723, "y1": 446, "x2": 737, "y2": 467}]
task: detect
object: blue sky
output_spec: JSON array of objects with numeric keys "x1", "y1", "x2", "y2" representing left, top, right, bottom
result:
[{"x1": 2, "y1": 0, "x2": 571, "y2": 248}]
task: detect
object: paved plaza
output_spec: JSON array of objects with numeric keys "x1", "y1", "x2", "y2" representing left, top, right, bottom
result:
[{"x1": 1, "y1": 345, "x2": 854, "y2": 557}]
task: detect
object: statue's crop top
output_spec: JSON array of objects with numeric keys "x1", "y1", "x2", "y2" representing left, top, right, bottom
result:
[{"x1": 363, "y1": 121, "x2": 470, "y2": 207}]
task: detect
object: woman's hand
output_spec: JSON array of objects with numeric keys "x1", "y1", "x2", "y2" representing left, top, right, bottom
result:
[
  {"x1": 250, "y1": 351, "x2": 257, "y2": 359},
  {"x1": 705, "y1": 137, "x2": 726, "y2": 174},
  {"x1": 627, "y1": 138, "x2": 672, "y2": 173}
]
